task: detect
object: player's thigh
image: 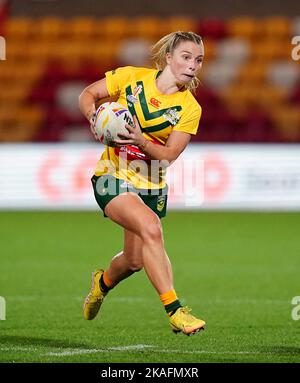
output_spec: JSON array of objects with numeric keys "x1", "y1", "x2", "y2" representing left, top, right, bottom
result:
[{"x1": 104, "y1": 192, "x2": 162, "y2": 241}]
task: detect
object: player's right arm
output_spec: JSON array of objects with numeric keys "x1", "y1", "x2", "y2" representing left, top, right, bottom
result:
[{"x1": 79, "y1": 78, "x2": 109, "y2": 135}]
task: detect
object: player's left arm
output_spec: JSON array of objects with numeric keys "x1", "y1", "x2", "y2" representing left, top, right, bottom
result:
[
  {"x1": 143, "y1": 129, "x2": 191, "y2": 163},
  {"x1": 114, "y1": 116, "x2": 192, "y2": 164}
]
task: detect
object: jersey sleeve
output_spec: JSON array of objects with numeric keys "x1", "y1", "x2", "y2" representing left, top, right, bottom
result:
[
  {"x1": 173, "y1": 104, "x2": 202, "y2": 135},
  {"x1": 105, "y1": 66, "x2": 135, "y2": 98}
]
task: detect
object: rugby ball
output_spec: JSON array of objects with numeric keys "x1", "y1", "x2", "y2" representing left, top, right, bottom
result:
[{"x1": 94, "y1": 102, "x2": 133, "y2": 147}]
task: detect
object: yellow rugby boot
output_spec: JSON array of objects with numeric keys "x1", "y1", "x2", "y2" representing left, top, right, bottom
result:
[
  {"x1": 170, "y1": 307, "x2": 206, "y2": 335},
  {"x1": 83, "y1": 269, "x2": 107, "y2": 320}
]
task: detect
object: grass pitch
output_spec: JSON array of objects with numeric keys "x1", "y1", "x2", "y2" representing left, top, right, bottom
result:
[{"x1": 0, "y1": 211, "x2": 299, "y2": 363}]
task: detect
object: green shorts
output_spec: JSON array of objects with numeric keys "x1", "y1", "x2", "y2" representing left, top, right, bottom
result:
[{"x1": 91, "y1": 174, "x2": 168, "y2": 219}]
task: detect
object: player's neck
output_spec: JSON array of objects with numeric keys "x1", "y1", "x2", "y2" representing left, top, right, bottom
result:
[{"x1": 155, "y1": 68, "x2": 181, "y2": 95}]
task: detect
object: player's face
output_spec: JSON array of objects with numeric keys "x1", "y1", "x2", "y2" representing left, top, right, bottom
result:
[{"x1": 166, "y1": 40, "x2": 204, "y2": 84}]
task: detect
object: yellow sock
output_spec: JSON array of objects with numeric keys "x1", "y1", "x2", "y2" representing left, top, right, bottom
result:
[{"x1": 159, "y1": 290, "x2": 182, "y2": 316}]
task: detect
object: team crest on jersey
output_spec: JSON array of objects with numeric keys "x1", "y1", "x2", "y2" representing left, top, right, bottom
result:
[
  {"x1": 162, "y1": 108, "x2": 180, "y2": 125},
  {"x1": 126, "y1": 85, "x2": 142, "y2": 104},
  {"x1": 157, "y1": 195, "x2": 166, "y2": 212}
]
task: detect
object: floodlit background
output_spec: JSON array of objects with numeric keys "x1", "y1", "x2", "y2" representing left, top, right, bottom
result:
[{"x1": 0, "y1": 0, "x2": 300, "y2": 364}]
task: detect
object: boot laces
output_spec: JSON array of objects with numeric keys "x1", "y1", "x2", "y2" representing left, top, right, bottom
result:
[{"x1": 181, "y1": 307, "x2": 197, "y2": 323}]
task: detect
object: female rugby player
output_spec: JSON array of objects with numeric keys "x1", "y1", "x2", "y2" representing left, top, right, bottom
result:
[{"x1": 79, "y1": 31, "x2": 206, "y2": 335}]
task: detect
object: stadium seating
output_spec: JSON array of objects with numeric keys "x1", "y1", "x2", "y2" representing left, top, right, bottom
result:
[
  {"x1": 98, "y1": 16, "x2": 131, "y2": 39},
  {"x1": 227, "y1": 17, "x2": 261, "y2": 40},
  {"x1": 262, "y1": 16, "x2": 291, "y2": 39},
  {"x1": 0, "y1": 15, "x2": 299, "y2": 143},
  {"x1": 271, "y1": 106, "x2": 300, "y2": 141},
  {"x1": 197, "y1": 18, "x2": 227, "y2": 40},
  {"x1": 5, "y1": 17, "x2": 33, "y2": 40},
  {"x1": 34, "y1": 17, "x2": 66, "y2": 41},
  {"x1": 267, "y1": 61, "x2": 300, "y2": 91},
  {"x1": 133, "y1": 16, "x2": 167, "y2": 40},
  {"x1": 68, "y1": 17, "x2": 95, "y2": 41}
]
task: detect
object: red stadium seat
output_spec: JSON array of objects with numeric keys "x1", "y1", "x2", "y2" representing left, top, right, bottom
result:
[{"x1": 197, "y1": 18, "x2": 227, "y2": 40}]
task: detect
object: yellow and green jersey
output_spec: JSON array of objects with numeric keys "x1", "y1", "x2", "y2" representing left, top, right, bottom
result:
[{"x1": 94, "y1": 66, "x2": 202, "y2": 189}]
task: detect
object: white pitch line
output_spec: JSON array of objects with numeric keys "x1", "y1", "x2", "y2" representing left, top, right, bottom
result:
[
  {"x1": 44, "y1": 344, "x2": 154, "y2": 357},
  {"x1": 108, "y1": 345, "x2": 154, "y2": 351},
  {"x1": 45, "y1": 349, "x2": 106, "y2": 356},
  {"x1": 0, "y1": 345, "x2": 293, "y2": 357},
  {"x1": 44, "y1": 347, "x2": 293, "y2": 357},
  {"x1": 0, "y1": 347, "x2": 38, "y2": 352}
]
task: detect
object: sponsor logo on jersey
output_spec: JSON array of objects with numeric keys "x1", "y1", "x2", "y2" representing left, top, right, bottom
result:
[
  {"x1": 114, "y1": 144, "x2": 151, "y2": 161},
  {"x1": 162, "y1": 108, "x2": 181, "y2": 125},
  {"x1": 149, "y1": 97, "x2": 161, "y2": 109},
  {"x1": 126, "y1": 85, "x2": 143, "y2": 104}
]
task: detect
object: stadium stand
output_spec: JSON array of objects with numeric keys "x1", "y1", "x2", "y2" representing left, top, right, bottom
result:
[{"x1": 0, "y1": 13, "x2": 299, "y2": 143}]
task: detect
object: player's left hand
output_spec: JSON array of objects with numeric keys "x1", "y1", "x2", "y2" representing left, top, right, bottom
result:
[{"x1": 113, "y1": 116, "x2": 146, "y2": 147}]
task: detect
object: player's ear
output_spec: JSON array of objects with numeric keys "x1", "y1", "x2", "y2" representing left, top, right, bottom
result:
[{"x1": 166, "y1": 52, "x2": 172, "y2": 65}]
